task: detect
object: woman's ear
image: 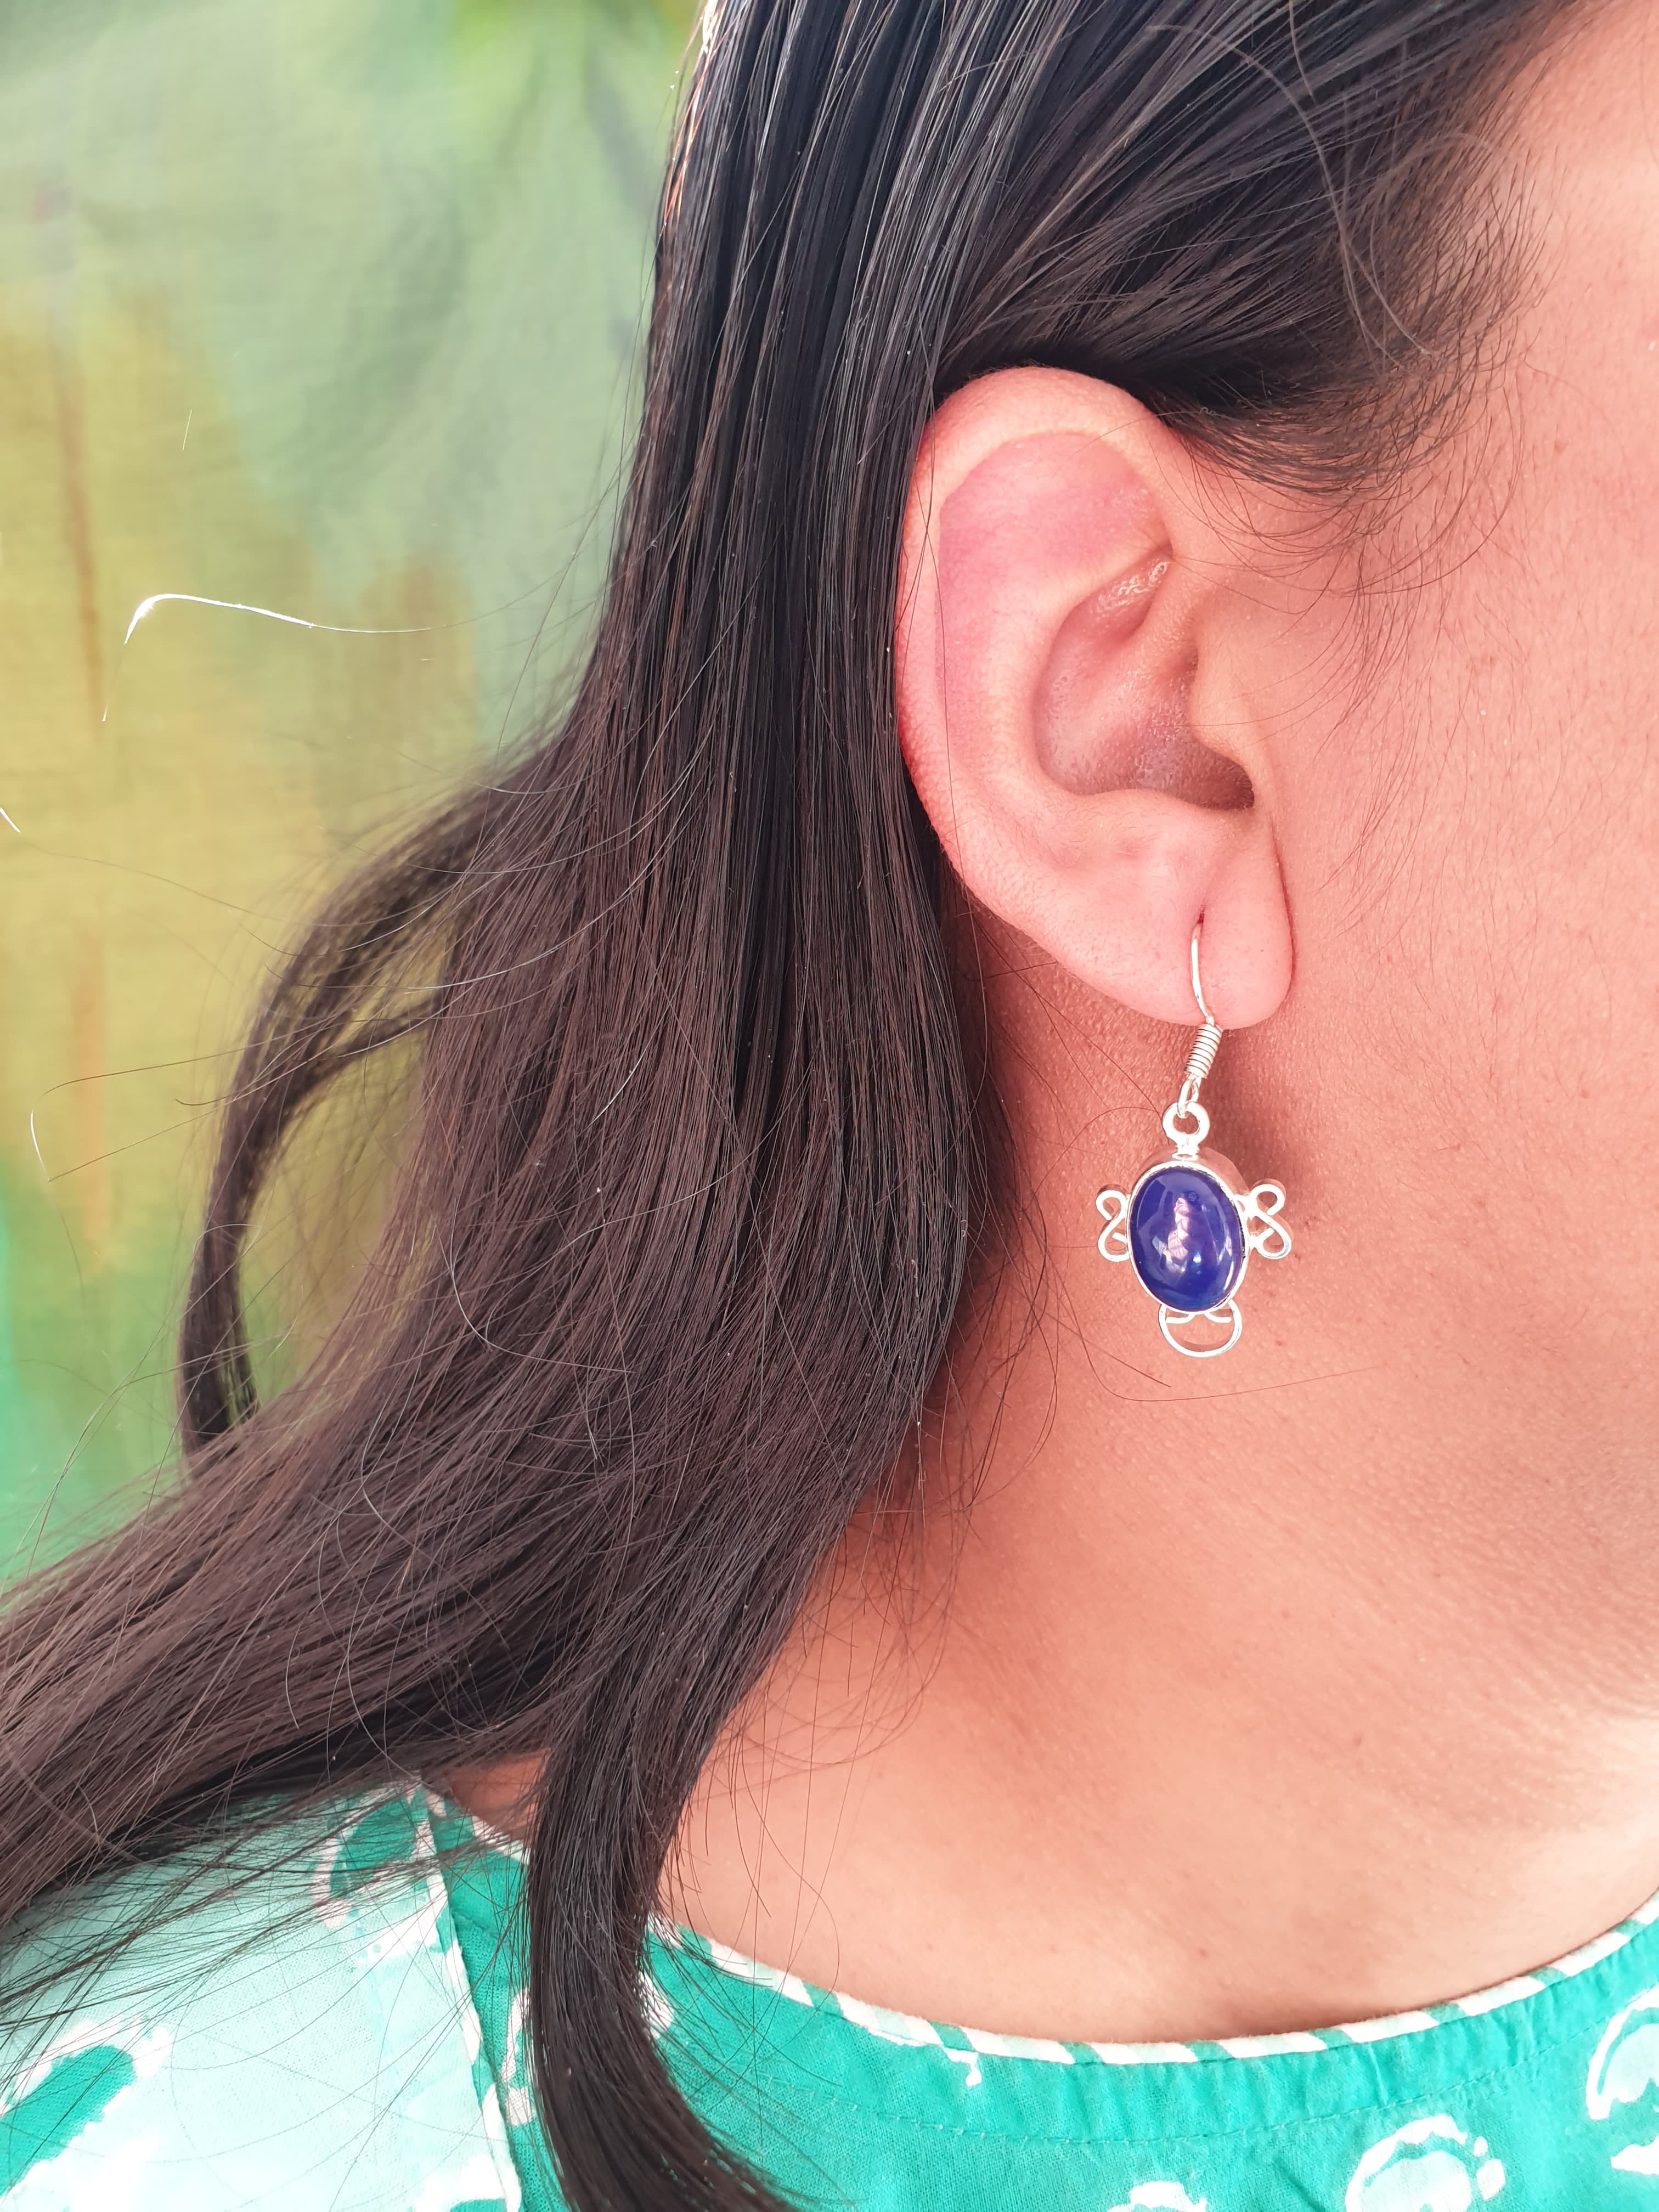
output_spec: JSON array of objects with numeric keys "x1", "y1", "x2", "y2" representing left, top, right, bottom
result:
[{"x1": 895, "y1": 366, "x2": 1291, "y2": 1027}]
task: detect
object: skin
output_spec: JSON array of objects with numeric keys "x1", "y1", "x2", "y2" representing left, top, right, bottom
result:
[{"x1": 460, "y1": 2, "x2": 1659, "y2": 2041}]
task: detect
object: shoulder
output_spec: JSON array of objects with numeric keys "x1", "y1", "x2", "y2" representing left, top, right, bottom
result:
[{"x1": 0, "y1": 1787, "x2": 526, "y2": 2211}]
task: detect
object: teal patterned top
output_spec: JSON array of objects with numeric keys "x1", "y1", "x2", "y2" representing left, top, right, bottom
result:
[{"x1": 3, "y1": 1786, "x2": 1659, "y2": 2209}]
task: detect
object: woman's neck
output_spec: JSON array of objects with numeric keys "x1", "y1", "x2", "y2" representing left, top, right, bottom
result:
[{"x1": 663, "y1": 1330, "x2": 1659, "y2": 2042}]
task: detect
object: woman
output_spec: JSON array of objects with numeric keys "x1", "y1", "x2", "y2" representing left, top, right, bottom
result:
[{"x1": 1, "y1": 0, "x2": 1654, "y2": 2205}]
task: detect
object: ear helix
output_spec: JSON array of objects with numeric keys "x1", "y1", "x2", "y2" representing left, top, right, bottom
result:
[{"x1": 1093, "y1": 922, "x2": 1291, "y2": 1358}]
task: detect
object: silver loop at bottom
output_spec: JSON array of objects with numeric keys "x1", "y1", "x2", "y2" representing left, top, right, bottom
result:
[{"x1": 1158, "y1": 1299, "x2": 1243, "y2": 1359}]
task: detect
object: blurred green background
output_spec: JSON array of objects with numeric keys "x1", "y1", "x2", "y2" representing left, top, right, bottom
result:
[{"x1": 0, "y1": 0, "x2": 691, "y2": 1562}]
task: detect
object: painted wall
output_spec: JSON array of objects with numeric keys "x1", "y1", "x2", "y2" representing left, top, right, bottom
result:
[{"x1": 0, "y1": 0, "x2": 690, "y2": 1561}]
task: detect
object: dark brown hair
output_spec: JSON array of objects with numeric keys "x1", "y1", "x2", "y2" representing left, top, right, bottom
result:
[{"x1": 0, "y1": 3, "x2": 1567, "y2": 2207}]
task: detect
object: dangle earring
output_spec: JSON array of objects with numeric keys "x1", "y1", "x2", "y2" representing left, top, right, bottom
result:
[{"x1": 1095, "y1": 923, "x2": 1291, "y2": 1358}]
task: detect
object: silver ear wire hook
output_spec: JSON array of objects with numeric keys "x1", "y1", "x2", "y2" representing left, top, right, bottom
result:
[
  {"x1": 1176, "y1": 922, "x2": 1224, "y2": 1124},
  {"x1": 1190, "y1": 921, "x2": 1215, "y2": 1026},
  {"x1": 1093, "y1": 915, "x2": 1291, "y2": 1358}
]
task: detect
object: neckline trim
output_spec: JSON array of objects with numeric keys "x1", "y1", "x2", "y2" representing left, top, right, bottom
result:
[
  {"x1": 443, "y1": 1791, "x2": 1659, "y2": 2072},
  {"x1": 653, "y1": 1888, "x2": 1659, "y2": 2073}
]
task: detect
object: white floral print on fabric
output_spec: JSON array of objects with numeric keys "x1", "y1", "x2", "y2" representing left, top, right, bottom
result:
[
  {"x1": 0, "y1": 2015, "x2": 173, "y2": 2205},
  {"x1": 1588, "y1": 1986, "x2": 1659, "y2": 2176},
  {"x1": 0, "y1": 1793, "x2": 518, "y2": 2212},
  {"x1": 1343, "y1": 2117, "x2": 1505, "y2": 2212},
  {"x1": 500, "y1": 1987, "x2": 537, "y2": 2131},
  {"x1": 1105, "y1": 2185, "x2": 1209, "y2": 2211}
]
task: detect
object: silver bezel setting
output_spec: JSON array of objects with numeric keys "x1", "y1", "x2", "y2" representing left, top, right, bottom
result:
[{"x1": 1096, "y1": 1096, "x2": 1291, "y2": 1360}]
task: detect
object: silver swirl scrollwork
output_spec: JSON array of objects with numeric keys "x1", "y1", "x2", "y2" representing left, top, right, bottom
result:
[
  {"x1": 1244, "y1": 1181, "x2": 1292, "y2": 1260},
  {"x1": 1095, "y1": 1187, "x2": 1131, "y2": 1263},
  {"x1": 1159, "y1": 1299, "x2": 1243, "y2": 1358}
]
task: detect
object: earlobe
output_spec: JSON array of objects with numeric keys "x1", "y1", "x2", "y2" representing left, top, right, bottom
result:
[{"x1": 896, "y1": 367, "x2": 1291, "y2": 1029}]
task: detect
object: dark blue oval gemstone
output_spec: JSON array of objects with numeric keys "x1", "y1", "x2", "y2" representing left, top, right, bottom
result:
[{"x1": 1128, "y1": 1165, "x2": 1243, "y2": 1313}]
